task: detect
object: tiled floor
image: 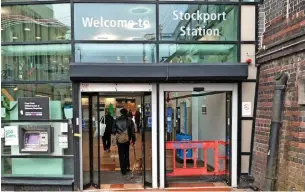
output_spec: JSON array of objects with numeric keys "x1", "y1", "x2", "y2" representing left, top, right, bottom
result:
[{"x1": 85, "y1": 182, "x2": 232, "y2": 191}]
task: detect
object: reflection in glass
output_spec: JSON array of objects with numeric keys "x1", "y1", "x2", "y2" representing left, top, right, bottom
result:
[
  {"x1": 159, "y1": 4, "x2": 238, "y2": 41},
  {"x1": 1, "y1": 4, "x2": 71, "y2": 42},
  {"x1": 1, "y1": 44, "x2": 71, "y2": 81},
  {"x1": 159, "y1": 44, "x2": 237, "y2": 63},
  {"x1": 75, "y1": 44, "x2": 156, "y2": 63},
  {"x1": 74, "y1": 4, "x2": 156, "y2": 41}
]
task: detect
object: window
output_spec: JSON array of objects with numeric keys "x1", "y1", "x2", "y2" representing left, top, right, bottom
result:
[
  {"x1": 74, "y1": 3, "x2": 156, "y2": 41},
  {"x1": 159, "y1": 44, "x2": 237, "y2": 63},
  {"x1": 1, "y1": 44, "x2": 71, "y2": 81},
  {"x1": 1, "y1": 83, "x2": 73, "y2": 177},
  {"x1": 1, "y1": 4, "x2": 71, "y2": 42},
  {"x1": 159, "y1": 4, "x2": 238, "y2": 41},
  {"x1": 75, "y1": 44, "x2": 156, "y2": 63}
]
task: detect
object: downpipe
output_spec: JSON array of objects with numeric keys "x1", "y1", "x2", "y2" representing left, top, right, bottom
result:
[{"x1": 264, "y1": 71, "x2": 289, "y2": 191}]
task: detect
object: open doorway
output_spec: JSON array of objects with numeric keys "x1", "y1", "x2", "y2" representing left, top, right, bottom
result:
[
  {"x1": 164, "y1": 91, "x2": 231, "y2": 188},
  {"x1": 81, "y1": 91, "x2": 152, "y2": 190},
  {"x1": 159, "y1": 84, "x2": 238, "y2": 189}
]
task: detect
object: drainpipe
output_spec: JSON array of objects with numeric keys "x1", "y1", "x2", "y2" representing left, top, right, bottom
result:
[{"x1": 264, "y1": 71, "x2": 289, "y2": 191}]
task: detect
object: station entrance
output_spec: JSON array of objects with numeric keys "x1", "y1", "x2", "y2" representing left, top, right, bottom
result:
[
  {"x1": 159, "y1": 83, "x2": 238, "y2": 188},
  {"x1": 79, "y1": 84, "x2": 157, "y2": 190}
]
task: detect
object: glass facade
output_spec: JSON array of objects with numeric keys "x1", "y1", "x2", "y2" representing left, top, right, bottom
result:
[{"x1": 1, "y1": 0, "x2": 257, "y2": 183}]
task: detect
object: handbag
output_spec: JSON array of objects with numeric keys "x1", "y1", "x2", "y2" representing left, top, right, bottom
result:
[{"x1": 94, "y1": 116, "x2": 106, "y2": 137}]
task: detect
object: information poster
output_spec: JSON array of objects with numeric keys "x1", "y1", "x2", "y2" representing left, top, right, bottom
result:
[
  {"x1": 4, "y1": 126, "x2": 19, "y2": 146},
  {"x1": 242, "y1": 102, "x2": 252, "y2": 116},
  {"x1": 18, "y1": 97, "x2": 50, "y2": 120},
  {"x1": 58, "y1": 135, "x2": 68, "y2": 148}
]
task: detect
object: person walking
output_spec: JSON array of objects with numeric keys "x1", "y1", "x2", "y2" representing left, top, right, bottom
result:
[
  {"x1": 112, "y1": 108, "x2": 136, "y2": 175},
  {"x1": 102, "y1": 109, "x2": 114, "y2": 152},
  {"x1": 135, "y1": 109, "x2": 141, "y2": 133}
]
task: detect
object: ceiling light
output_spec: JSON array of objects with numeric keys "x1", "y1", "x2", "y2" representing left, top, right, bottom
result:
[
  {"x1": 12, "y1": 36, "x2": 18, "y2": 40},
  {"x1": 130, "y1": 7, "x2": 149, "y2": 14},
  {"x1": 53, "y1": 60, "x2": 57, "y2": 63},
  {"x1": 1, "y1": 28, "x2": 3, "y2": 31},
  {"x1": 36, "y1": 36, "x2": 41, "y2": 39},
  {"x1": 24, "y1": 28, "x2": 30, "y2": 31},
  {"x1": 13, "y1": 87, "x2": 18, "y2": 91}
]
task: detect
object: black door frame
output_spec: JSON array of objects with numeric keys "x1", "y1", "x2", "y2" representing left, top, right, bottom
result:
[
  {"x1": 141, "y1": 92, "x2": 153, "y2": 188},
  {"x1": 81, "y1": 92, "x2": 101, "y2": 190}
]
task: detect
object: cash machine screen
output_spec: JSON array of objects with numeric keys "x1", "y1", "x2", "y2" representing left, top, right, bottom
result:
[
  {"x1": 19, "y1": 125, "x2": 53, "y2": 153},
  {"x1": 25, "y1": 133, "x2": 40, "y2": 144}
]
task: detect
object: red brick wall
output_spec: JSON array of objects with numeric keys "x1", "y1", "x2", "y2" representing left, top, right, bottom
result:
[{"x1": 252, "y1": 52, "x2": 305, "y2": 190}]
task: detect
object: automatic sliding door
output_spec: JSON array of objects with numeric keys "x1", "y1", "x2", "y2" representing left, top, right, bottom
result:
[
  {"x1": 92, "y1": 94, "x2": 101, "y2": 188},
  {"x1": 81, "y1": 95, "x2": 91, "y2": 189},
  {"x1": 142, "y1": 92, "x2": 152, "y2": 187},
  {"x1": 81, "y1": 93, "x2": 101, "y2": 189}
]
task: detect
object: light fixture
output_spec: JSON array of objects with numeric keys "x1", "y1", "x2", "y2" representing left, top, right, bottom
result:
[
  {"x1": 117, "y1": 56, "x2": 120, "y2": 61},
  {"x1": 12, "y1": 36, "x2": 18, "y2": 40},
  {"x1": 36, "y1": 36, "x2": 41, "y2": 39},
  {"x1": 1, "y1": 28, "x2": 3, "y2": 31},
  {"x1": 53, "y1": 60, "x2": 57, "y2": 63},
  {"x1": 13, "y1": 86, "x2": 18, "y2": 91},
  {"x1": 24, "y1": 28, "x2": 30, "y2": 31},
  {"x1": 130, "y1": 7, "x2": 149, "y2": 14}
]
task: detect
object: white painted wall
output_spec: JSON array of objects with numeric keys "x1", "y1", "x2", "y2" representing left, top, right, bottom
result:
[{"x1": 192, "y1": 93, "x2": 226, "y2": 170}]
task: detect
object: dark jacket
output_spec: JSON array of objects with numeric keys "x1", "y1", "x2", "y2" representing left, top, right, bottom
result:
[
  {"x1": 112, "y1": 115, "x2": 136, "y2": 143},
  {"x1": 104, "y1": 114, "x2": 114, "y2": 134}
]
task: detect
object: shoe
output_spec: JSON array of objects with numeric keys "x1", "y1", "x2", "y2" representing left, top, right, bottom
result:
[
  {"x1": 126, "y1": 168, "x2": 131, "y2": 172},
  {"x1": 107, "y1": 149, "x2": 111, "y2": 152},
  {"x1": 121, "y1": 172, "x2": 126, "y2": 175}
]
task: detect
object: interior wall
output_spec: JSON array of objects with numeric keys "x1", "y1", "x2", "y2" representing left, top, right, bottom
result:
[{"x1": 193, "y1": 93, "x2": 226, "y2": 169}]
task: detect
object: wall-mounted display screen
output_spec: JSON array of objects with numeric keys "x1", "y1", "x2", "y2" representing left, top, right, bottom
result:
[{"x1": 25, "y1": 133, "x2": 40, "y2": 145}]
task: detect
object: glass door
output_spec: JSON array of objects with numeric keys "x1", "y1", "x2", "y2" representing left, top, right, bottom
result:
[
  {"x1": 82, "y1": 93, "x2": 101, "y2": 189},
  {"x1": 142, "y1": 92, "x2": 152, "y2": 187},
  {"x1": 225, "y1": 92, "x2": 232, "y2": 185}
]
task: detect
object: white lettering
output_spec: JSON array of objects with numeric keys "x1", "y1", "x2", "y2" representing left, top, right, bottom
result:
[
  {"x1": 82, "y1": 17, "x2": 94, "y2": 27},
  {"x1": 173, "y1": 10, "x2": 227, "y2": 37},
  {"x1": 81, "y1": 17, "x2": 150, "y2": 29},
  {"x1": 173, "y1": 11, "x2": 179, "y2": 20}
]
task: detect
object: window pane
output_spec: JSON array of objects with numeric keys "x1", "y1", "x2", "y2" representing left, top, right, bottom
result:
[
  {"x1": 1, "y1": 4, "x2": 71, "y2": 42},
  {"x1": 74, "y1": 4, "x2": 156, "y2": 41},
  {"x1": 159, "y1": 4, "x2": 238, "y2": 41},
  {"x1": 1, "y1": 83, "x2": 72, "y2": 120},
  {"x1": 1, "y1": 156, "x2": 73, "y2": 177},
  {"x1": 75, "y1": 44, "x2": 156, "y2": 63},
  {"x1": 159, "y1": 44, "x2": 237, "y2": 63},
  {"x1": 1, "y1": 44, "x2": 71, "y2": 81},
  {"x1": 160, "y1": 0, "x2": 237, "y2": 1}
]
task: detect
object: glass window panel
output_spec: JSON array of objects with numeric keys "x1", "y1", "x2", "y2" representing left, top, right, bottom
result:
[
  {"x1": 159, "y1": 4, "x2": 238, "y2": 41},
  {"x1": 160, "y1": 0, "x2": 237, "y2": 1},
  {"x1": 159, "y1": 44, "x2": 237, "y2": 63},
  {"x1": 1, "y1": 44, "x2": 71, "y2": 81},
  {"x1": 75, "y1": 44, "x2": 156, "y2": 63},
  {"x1": 1, "y1": 4, "x2": 71, "y2": 42},
  {"x1": 1, "y1": 157, "x2": 73, "y2": 178},
  {"x1": 1, "y1": 83, "x2": 72, "y2": 120},
  {"x1": 74, "y1": 4, "x2": 156, "y2": 41}
]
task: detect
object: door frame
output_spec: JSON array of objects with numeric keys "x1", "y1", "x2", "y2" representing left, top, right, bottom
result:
[
  {"x1": 78, "y1": 83, "x2": 158, "y2": 190},
  {"x1": 158, "y1": 83, "x2": 238, "y2": 188}
]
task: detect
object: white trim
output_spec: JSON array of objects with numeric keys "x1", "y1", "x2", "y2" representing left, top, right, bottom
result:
[
  {"x1": 79, "y1": 83, "x2": 157, "y2": 189},
  {"x1": 159, "y1": 83, "x2": 238, "y2": 188}
]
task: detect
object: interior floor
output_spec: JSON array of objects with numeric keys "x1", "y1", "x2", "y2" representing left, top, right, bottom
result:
[{"x1": 83, "y1": 131, "x2": 152, "y2": 189}]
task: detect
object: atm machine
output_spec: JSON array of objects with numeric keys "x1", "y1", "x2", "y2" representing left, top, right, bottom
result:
[{"x1": 19, "y1": 125, "x2": 54, "y2": 154}]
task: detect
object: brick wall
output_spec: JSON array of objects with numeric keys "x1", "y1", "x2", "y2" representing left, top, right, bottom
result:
[
  {"x1": 252, "y1": 51, "x2": 305, "y2": 190},
  {"x1": 262, "y1": 0, "x2": 305, "y2": 46}
]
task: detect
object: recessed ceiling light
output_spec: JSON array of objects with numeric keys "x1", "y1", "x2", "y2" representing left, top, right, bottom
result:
[
  {"x1": 13, "y1": 87, "x2": 18, "y2": 91},
  {"x1": 130, "y1": 7, "x2": 149, "y2": 14},
  {"x1": 53, "y1": 60, "x2": 57, "y2": 63},
  {"x1": 24, "y1": 28, "x2": 30, "y2": 31},
  {"x1": 36, "y1": 36, "x2": 41, "y2": 39},
  {"x1": 1, "y1": 28, "x2": 3, "y2": 31},
  {"x1": 12, "y1": 36, "x2": 18, "y2": 39}
]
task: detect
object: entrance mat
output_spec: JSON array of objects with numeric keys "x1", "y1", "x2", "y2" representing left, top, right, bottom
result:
[{"x1": 101, "y1": 171, "x2": 142, "y2": 184}]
